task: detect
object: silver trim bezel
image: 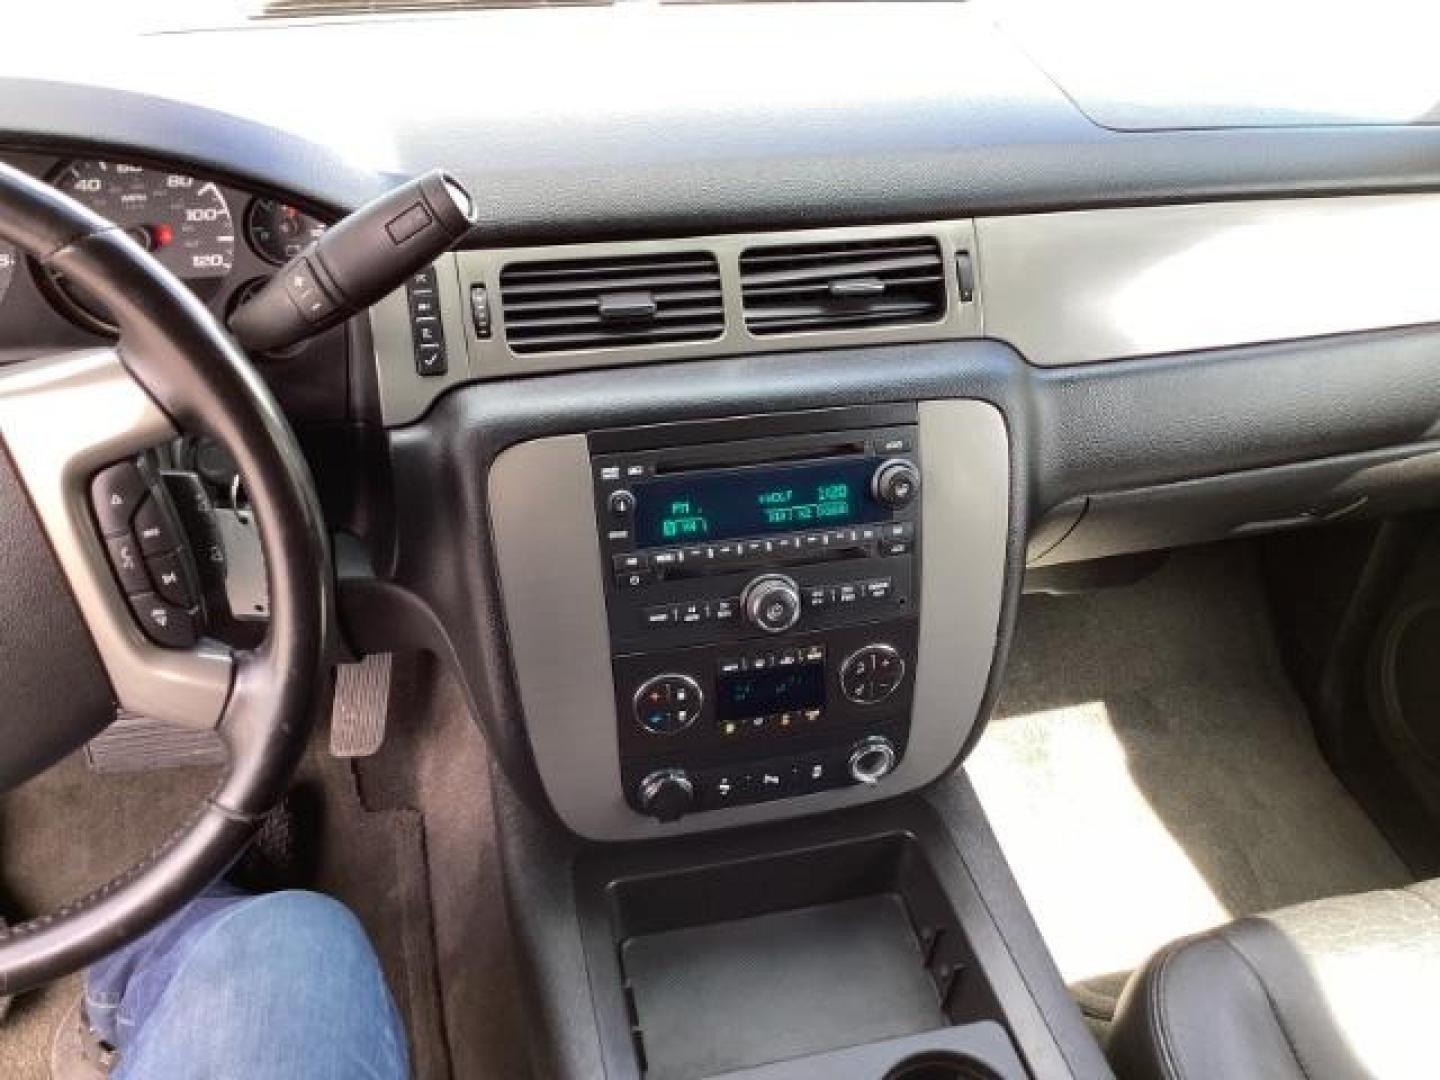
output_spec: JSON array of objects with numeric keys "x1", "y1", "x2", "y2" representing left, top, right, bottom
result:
[{"x1": 0, "y1": 348, "x2": 232, "y2": 728}]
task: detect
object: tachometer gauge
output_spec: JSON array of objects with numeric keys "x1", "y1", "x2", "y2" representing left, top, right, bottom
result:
[
  {"x1": 0, "y1": 241, "x2": 15, "y2": 308},
  {"x1": 245, "y1": 198, "x2": 326, "y2": 265},
  {"x1": 46, "y1": 160, "x2": 235, "y2": 331}
]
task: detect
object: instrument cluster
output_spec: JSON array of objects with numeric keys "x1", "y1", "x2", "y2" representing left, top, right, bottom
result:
[{"x1": 0, "y1": 152, "x2": 327, "y2": 338}]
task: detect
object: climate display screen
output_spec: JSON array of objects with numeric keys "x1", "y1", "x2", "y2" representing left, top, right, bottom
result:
[
  {"x1": 632, "y1": 458, "x2": 886, "y2": 547},
  {"x1": 718, "y1": 661, "x2": 827, "y2": 721}
]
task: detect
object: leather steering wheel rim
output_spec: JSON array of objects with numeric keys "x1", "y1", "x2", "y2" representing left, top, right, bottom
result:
[{"x1": 0, "y1": 161, "x2": 331, "y2": 993}]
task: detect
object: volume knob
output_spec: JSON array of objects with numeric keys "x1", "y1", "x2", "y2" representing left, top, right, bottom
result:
[{"x1": 741, "y1": 573, "x2": 802, "y2": 634}]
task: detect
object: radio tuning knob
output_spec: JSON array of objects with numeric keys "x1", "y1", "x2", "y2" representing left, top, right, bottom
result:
[
  {"x1": 638, "y1": 768, "x2": 694, "y2": 822},
  {"x1": 871, "y1": 458, "x2": 921, "y2": 509},
  {"x1": 741, "y1": 573, "x2": 802, "y2": 634}
]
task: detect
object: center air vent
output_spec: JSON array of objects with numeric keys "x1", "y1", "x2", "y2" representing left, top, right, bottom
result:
[
  {"x1": 740, "y1": 237, "x2": 946, "y2": 336},
  {"x1": 499, "y1": 252, "x2": 724, "y2": 355}
]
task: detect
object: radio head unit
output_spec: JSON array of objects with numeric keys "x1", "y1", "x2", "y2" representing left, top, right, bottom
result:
[{"x1": 592, "y1": 420, "x2": 922, "y2": 823}]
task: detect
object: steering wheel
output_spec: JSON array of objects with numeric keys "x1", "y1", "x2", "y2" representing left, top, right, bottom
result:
[{"x1": 0, "y1": 161, "x2": 330, "y2": 993}]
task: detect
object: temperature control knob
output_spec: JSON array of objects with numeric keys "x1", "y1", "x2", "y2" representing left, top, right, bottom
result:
[
  {"x1": 638, "y1": 768, "x2": 695, "y2": 823},
  {"x1": 840, "y1": 644, "x2": 906, "y2": 704},
  {"x1": 871, "y1": 458, "x2": 921, "y2": 509},
  {"x1": 741, "y1": 573, "x2": 802, "y2": 634}
]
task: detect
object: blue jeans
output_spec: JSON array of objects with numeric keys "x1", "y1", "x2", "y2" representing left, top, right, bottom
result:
[{"x1": 86, "y1": 887, "x2": 409, "y2": 1079}]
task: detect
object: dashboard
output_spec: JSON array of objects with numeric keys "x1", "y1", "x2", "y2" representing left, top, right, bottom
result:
[{"x1": 7, "y1": 4, "x2": 1440, "y2": 842}]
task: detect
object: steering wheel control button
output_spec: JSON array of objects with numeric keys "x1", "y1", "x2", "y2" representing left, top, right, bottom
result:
[
  {"x1": 128, "y1": 593, "x2": 198, "y2": 649},
  {"x1": 91, "y1": 462, "x2": 147, "y2": 536},
  {"x1": 133, "y1": 494, "x2": 180, "y2": 556},
  {"x1": 840, "y1": 644, "x2": 907, "y2": 705},
  {"x1": 634, "y1": 673, "x2": 703, "y2": 735},
  {"x1": 145, "y1": 551, "x2": 197, "y2": 607},
  {"x1": 104, "y1": 532, "x2": 151, "y2": 595}
]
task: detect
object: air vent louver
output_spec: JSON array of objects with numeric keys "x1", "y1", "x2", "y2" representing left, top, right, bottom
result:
[
  {"x1": 740, "y1": 237, "x2": 947, "y2": 336},
  {"x1": 499, "y1": 252, "x2": 724, "y2": 355}
]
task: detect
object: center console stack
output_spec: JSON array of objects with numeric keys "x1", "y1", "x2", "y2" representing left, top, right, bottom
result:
[
  {"x1": 592, "y1": 421, "x2": 922, "y2": 822},
  {"x1": 489, "y1": 399, "x2": 1008, "y2": 842}
]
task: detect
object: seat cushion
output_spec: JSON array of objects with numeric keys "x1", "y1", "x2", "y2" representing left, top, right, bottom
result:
[{"x1": 1108, "y1": 880, "x2": 1440, "y2": 1079}]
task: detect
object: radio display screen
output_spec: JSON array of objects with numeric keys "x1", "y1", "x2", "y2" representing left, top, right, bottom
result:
[
  {"x1": 632, "y1": 458, "x2": 887, "y2": 547},
  {"x1": 718, "y1": 661, "x2": 826, "y2": 721}
]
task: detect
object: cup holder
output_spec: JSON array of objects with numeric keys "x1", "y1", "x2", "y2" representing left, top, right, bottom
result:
[{"x1": 883, "y1": 1052, "x2": 1002, "y2": 1080}]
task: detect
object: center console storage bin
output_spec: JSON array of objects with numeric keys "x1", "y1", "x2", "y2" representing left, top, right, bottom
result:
[{"x1": 585, "y1": 832, "x2": 1026, "y2": 1080}]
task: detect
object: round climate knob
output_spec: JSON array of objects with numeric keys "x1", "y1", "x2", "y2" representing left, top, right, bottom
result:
[
  {"x1": 840, "y1": 644, "x2": 906, "y2": 705},
  {"x1": 741, "y1": 573, "x2": 802, "y2": 634},
  {"x1": 871, "y1": 458, "x2": 921, "y2": 509},
  {"x1": 638, "y1": 769, "x2": 695, "y2": 822},
  {"x1": 848, "y1": 737, "x2": 898, "y2": 785},
  {"x1": 633, "y1": 673, "x2": 703, "y2": 735}
]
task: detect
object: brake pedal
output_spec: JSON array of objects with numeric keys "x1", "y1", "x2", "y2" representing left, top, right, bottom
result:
[
  {"x1": 85, "y1": 709, "x2": 226, "y2": 774},
  {"x1": 330, "y1": 653, "x2": 392, "y2": 758}
]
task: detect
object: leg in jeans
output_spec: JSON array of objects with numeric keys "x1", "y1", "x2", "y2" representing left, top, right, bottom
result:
[{"x1": 86, "y1": 888, "x2": 408, "y2": 1080}]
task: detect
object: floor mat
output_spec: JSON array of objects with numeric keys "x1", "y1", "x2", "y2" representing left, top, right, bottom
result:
[
  {"x1": 967, "y1": 545, "x2": 1413, "y2": 1023},
  {"x1": 0, "y1": 756, "x2": 219, "y2": 1079},
  {"x1": 0, "y1": 732, "x2": 452, "y2": 1078}
]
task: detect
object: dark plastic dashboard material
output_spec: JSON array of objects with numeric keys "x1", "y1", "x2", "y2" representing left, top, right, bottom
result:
[{"x1": 8, "y1": 8, "x2": 1440, "y2": 247}]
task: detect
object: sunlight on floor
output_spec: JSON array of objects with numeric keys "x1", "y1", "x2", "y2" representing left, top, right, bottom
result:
[{"x1": 967, "y1": 701, "x2": 1232, "y2": 987}]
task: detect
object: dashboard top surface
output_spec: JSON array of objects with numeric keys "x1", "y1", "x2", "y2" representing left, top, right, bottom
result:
[{"x1": 4, "y1": 4, "x2": 1440, "y2": 249}]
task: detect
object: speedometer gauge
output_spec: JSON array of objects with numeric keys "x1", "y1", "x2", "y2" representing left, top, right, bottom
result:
[
  {"x1": 45, "y1": 160, "x2": 235, "y2": 331},
  {"x1": 0, "y1": 242, "x2": 15, "y2": 308}
]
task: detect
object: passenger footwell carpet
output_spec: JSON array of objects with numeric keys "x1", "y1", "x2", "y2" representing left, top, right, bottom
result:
[{"x1": 966, "y1": 546, "x2": 1413, "y2": 1024}]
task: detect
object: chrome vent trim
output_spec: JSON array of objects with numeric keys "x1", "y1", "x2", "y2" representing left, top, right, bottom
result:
[
  {"x1": 499, "y1": 251, "x2": 724, "y2": 355},
  {"x1": 740, "y1": 237, "x2": 947, "y2": 336}
]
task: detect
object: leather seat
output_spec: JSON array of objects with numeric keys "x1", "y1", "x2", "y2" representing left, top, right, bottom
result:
[{"x1": 1108, "y1": 880, "x2": 1440, "y2": 1079}]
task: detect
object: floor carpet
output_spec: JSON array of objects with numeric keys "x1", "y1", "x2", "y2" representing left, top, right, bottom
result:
[
  {"x1": 967, "y1": 545, "x2": 1413, "y2": 1023},
  {"x1": 0, "y1": 656, "x2": 528, "y2": 1078}
]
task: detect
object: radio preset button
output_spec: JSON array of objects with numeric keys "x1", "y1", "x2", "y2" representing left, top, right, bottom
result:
[
  {"x1": 643, "y1": 605, "x2": 676, "y2": 627},
  {"x1": 615, "y1": 568, "x2": 655, "y2": 588}
]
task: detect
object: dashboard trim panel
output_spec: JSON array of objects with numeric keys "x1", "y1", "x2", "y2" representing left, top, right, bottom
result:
[
  {"x1": 372, "y1": 221, "x2": 981, "y2": 425},
  {"x1": 980, "y1": 194, "x2": 1440, "y2": 368}
]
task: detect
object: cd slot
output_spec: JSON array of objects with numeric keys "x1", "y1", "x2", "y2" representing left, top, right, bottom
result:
[{"x1": 654, "y1": 440, "x2": 866, "y2": 475}]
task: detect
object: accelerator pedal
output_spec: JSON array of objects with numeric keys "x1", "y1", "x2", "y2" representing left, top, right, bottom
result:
[{"x1": 329, "y1": 652, "x2": 392, "y2": 759}]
